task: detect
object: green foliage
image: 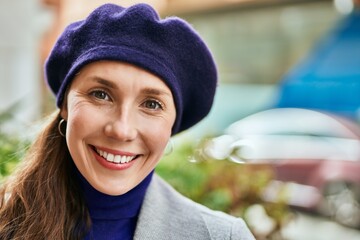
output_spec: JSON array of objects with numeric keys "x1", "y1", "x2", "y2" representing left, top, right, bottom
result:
[
  {"x1": 0, "y1": 106, "x2": 29, "y2": 180},
  {"x1": 0, "y1": 134, "x2": 26, "y2": 179},
  {"x1": 157, "y1": 138, "x2": 292, "y2": 239}
]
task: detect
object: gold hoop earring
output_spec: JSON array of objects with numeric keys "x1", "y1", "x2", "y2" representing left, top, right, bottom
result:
[
  {"x1": 164, "y1": 139, "x2": 174, "y2": 156},
  {"x1": 58, "y1": 119, "x2": 67, "y2": 137}
]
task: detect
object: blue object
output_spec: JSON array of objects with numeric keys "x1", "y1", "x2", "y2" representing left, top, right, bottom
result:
[
  {"x1": 77, "y1": 170, "x2": 154, "y2": 240},
  {"x1": 276, "y1": 10, "x2": 360, "y2": 120}
]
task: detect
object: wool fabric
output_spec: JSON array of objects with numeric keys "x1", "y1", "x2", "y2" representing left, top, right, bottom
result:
[{"x1": 45, "y1": 3, "x2": 217, "y2": 135}]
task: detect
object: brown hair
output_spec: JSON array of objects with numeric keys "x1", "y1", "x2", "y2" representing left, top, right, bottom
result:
[{"x1": 0, "y1": 111, "x2": 90, "y2": 239}]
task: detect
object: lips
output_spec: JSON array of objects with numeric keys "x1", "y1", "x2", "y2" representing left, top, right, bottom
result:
[{"x1": 94, "y1": 147, "x2": 138, "y2": 164}]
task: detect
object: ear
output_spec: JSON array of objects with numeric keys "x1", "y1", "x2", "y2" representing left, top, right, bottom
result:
[
  {"x1": 60, "y1": 106, "x2": 68, "y2": 121},
  {"x1": 60, "y1": 97, "x2": 68, "y2": 121}
]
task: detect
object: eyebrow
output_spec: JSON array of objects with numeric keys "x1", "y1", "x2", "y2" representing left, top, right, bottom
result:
[
  {"x1": 91, "y1": 76, "x2": 172, "y2": 97},
  {"x1": 92, "y1": 77, "x2": 118, "y2": 89},
  {"x1": 141, "y1": 87, "x2": 172, "y2": 97}
]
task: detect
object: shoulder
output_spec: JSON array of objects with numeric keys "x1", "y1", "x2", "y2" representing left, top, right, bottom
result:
[
  {"x1": 135, "y1": 174, "x2": 255, "y2": 240},
  {"x1": 195, "y1": 200, "x2": 255, "y2": 240}
]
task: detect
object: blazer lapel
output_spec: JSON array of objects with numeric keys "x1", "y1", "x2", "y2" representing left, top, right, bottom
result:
[{"x1": 134, "y1": 175, "x2": 211, "y2": 240}]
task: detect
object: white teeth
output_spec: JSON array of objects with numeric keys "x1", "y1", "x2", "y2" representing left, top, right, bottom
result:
[
  {"x1": 107, "y1": 153, "x2": 114, "y2": 162},
  {"x1": 114, "y1": 155, "x2": 121, "y2": 163},
  {"x1": 96, "y1": 148, "x2": 136, "y2": 164}
]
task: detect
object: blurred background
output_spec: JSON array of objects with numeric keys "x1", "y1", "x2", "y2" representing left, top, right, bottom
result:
[{"x1": 1, "y1": 0, "x2": 360, "y2": 239}]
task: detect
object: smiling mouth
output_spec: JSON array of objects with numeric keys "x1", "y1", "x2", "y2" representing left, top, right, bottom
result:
[{"x1": 94, "y1": 147, "x2": 139, "y2": 164}]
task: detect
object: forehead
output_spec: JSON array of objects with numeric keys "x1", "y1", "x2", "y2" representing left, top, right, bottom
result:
[{"x1": 73, "y1": 60, "x2": 171, "y2": 91}]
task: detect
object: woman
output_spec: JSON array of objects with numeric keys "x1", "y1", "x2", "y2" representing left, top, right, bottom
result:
[{"x1": 0, "y1": 3, "x2": 255, "y2": 240}]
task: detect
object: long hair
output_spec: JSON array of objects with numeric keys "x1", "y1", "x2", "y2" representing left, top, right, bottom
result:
[{"x1": 0, "y1": 111, "x2": 90, "y2": 239}]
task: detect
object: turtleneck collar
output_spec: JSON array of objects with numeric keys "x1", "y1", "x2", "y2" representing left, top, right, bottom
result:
[{"x1": 76, "y1": 170, "x2": 154, "y2": 220}]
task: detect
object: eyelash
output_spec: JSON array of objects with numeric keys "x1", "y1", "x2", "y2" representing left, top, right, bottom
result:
[
  {"x1": 89, "y1": 89, "x2": 111, "y2": 101},
  {"x1": 90, "y1": 90, "x2": 164, "y2": 110},
  {"x1": 89, "y1": 89, "x2": 165, "y2": 111},
  {"x1": 142, "y1": 99, "x2": 164, "y2": 110}
]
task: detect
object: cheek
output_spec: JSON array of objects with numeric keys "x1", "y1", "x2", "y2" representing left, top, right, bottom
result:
[
  {"x1": 66, "y1": 104, "x2": 104, "y2": 143},
  {"x1": 144, "y1": 120, "x2": 173, "y2": 155}
]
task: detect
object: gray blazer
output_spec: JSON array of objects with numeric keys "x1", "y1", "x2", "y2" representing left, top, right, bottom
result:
[{"x1": 134, "y1": 175, "x2": 255, "y2": 240}]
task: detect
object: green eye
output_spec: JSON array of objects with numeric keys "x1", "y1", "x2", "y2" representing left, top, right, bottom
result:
[
  {"x1": 91, "y1": 90, "x2": 110, "y2": 100},
  {"x1": 143, "y1": 100, "x2": 163, "y2": 110}
]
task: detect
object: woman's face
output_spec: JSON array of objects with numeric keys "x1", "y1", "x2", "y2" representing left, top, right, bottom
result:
[{"x1": 61, "y1": 61, "x2": 176, "y2": 195}]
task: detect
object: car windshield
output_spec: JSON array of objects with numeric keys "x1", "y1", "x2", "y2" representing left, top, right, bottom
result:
[
  {"x1": 226, "y1": 108, "x2": 360, "y2": 139},
  {"x1": 206, "y1": 108, "x2": 360, "y2": 163}
]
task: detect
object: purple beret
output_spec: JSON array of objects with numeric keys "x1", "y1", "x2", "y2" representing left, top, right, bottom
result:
[{"x1": 45, "y1": 3, "x2": 217, "y2": 135}]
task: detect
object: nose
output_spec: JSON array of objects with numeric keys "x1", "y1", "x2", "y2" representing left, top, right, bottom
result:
[{"x1": 104, "y1": 108, "x2": 137, "y2": 141}]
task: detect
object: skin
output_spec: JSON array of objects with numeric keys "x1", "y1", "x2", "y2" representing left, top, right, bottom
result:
[{"x1": 60, "y1": 61, "x2": 176, "y2": 195}]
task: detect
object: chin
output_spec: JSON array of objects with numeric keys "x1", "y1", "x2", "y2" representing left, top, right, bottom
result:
[{"x1": 93, "y1": 180, "x2": 133, "y2": 196}]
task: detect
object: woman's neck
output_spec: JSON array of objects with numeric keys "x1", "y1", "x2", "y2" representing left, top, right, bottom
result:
[{"x1": 76, "y1": 170, "x2": 154, "y2": 220}]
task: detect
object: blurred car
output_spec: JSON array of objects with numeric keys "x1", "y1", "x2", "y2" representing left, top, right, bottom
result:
[{"x1": 204, "y1": 108, "x2": 360, "y2": 228}]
